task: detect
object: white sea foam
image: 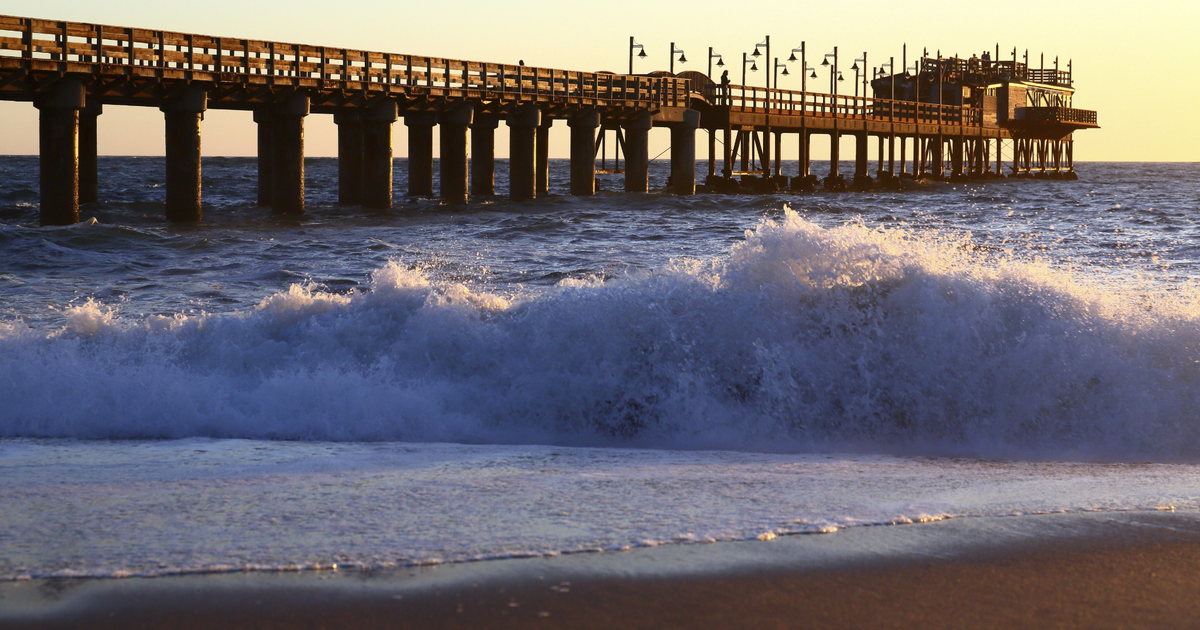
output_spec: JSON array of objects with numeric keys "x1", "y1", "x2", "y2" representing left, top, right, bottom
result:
[{"x1": 3, "y1": 210, "x2": 1200, "y2": 460}]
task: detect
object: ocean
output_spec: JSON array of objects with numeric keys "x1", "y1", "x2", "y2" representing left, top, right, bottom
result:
[{"x1": 3, "y1": 157, "x2": 1200, "y2": 581}]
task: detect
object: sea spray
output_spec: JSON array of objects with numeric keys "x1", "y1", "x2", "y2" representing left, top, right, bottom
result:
[{"x1": 3, "y1": 210, "x2": 1200, "y2": 460}]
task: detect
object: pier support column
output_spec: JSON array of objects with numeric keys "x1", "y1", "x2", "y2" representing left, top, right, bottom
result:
[
  {"x1": 855, "y1": 133, "x2": 869, "y2": 179},
  {"x1": 931, "y1": 135, "x2": 944, "y2": 179},
  {"x1": 254, "y1": 109, "x2": 273, "y2": 206},
  {"x1": 507, "y1": 107, "x2": 541, "y2": 201},
  {"x1": 35, "y1": 78, "x2": 85, "y2": 226},
  {"x1": 568, "y1": 109, "x2": 600, "y2": 196},
  {"x1": 761, "y1": 128, "x2": 772, "y2": 179},
  {"x1": 79, "y1": 102, "x2": 101, "y2": 204},
  {"x1": 914, "y1": 135, "x2": 923, "y2": 176},
  {"x1": 362, "y1": 99, "x2": 398, "y2": 209},
  {"x1": 334, "y1": 110, "x2": 363, "y2": 205},
  {"x1": 708, "y1": 130, "x2": 717, "y2": 178},
  {"x1": 161, "y1": 85, "x2": 208, "y2": 223},
  {"x1": 623, "y1": 112, "x2": 651, "y2": 193},
  {"x1": 798, "y1": 130, "x2": 810, "y2": 177},
  {"x1": 536, "y1": 119, "x2": 552, "y2": 195},
  {"x1": 951, "y1": 137, "x2": 964, "y2": 178},
  {"x1": 470, "y1": 114, "x2": 498, "y2": 196},
  {"x1": 829, "y1": 132, "x2": 840, "y2": 178},
  {"x1": 269, "y1": 91, "x2": 309, "y2": 215},
  {"x1": 888, "y1": 134, "x2": 895, "y2": 175},
  {"x1": 405, "y1": 112, "x2": 436, "y2": 197},
  {"x1": 669, "y1": 109, "x2": 700, "y2": 195},
  {"x1": 722, "y1": 126, "x2": 733, "y2": 178},
  {"x1": 773, "y1": 131, "x2": 783, "y2": 178},
  {"x1": 439, "y1": 103, "x2": 472, "y2": 204}
]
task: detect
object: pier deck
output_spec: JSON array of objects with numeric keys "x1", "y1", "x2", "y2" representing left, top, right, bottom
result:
[{"x1": 0, "y1": 15, "x2": 1099, "y2": 224}]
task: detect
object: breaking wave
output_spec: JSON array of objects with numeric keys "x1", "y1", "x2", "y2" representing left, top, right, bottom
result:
[{"x1": 4, "y1": 210, "x2": 1200, "y2": 460}]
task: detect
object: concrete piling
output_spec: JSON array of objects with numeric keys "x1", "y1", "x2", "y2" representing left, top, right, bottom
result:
[
  {"x1": 568, "y1": 110, "x2": 600, "y2": 196},
  {"x1": 269, "y1": 91, "x2": 308, "y2": 214},
  {"x1": 34, "y1": 78, "x2": 85, "y2": 226},
  {"x1": 254, "y1": 109, "x2": 273, "y2": 207},
  {"x1": 855, "y1": 132, "x2": 869, "y2": 180},
  {"x1": 470, "y1": 114, "x2": 498, "y2": 196},
  {"x1": 78, "y1": 103, "x2": 101, "y2": 204},
  {"x1": 161, "y1": 85, "x2": 207, "y2": 223},
  {"x1": 536, "y1": 120, "x2": 551, "y2": 196},
  {"x1": 507, "y1": 107, "x2": 541, "y2": 201},
  {"x1": 669, "y1": 109, "x2": 700, "y2": 195},
  {"x1": 405, "y1": 112, "x2": 436, "y2": 197},
  {"x1": 362, "y1": 99, "x2": 398, "y2": 209},
  {"x1": 623, "y1": 112, "x2": 651, "y2": 193},
  {"x1": 334, "y1": 110, "x2": 363, "y2": 205},
  {"x1": 439, "y1": 103, "x2": 473, "y2": 204}
]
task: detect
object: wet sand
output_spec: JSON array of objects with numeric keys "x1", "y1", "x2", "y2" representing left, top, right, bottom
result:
[{"x1": 5, "y1": 510, "x2": 1200, "y2": 629}]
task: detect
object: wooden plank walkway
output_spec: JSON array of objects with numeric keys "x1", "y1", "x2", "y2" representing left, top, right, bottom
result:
[{"x1": 0, "y1": 15, "x2": 689, "y2": 117}]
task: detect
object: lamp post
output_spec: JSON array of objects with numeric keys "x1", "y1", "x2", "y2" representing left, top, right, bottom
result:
[
  {"x1": 628, "y1": 37, "x2": 646, "y2": 75},
  {"x1": 787, "y1": 43, "x2": 806, "y2": 114},
  {"x1": 751, "y1": 37, "x2": 770, "y2": 86},
  {"x1": 822, "y1": 47, "x2": 840, "y2": 181},
  {"x1": 879, "y1": 58, "x2": 894, "y2": 117},
  {"x1": 851, "y1": 53, "x2": 867, "y2": 100},
  {"x1": 708, "y1": 47, "x2": 724, "y2": 79},
  {"x1": 742, "y1": 52, "x2": 757, "y2": 86},
  {"x1": 821, "y1": 48, "x2": 839, "y2": 97},
  {"x1": 755, "y1": 37, "x2": 771, "y2": 179},
  {"x1": 670, "y1": 42, "x2": 687, "y2": 74},
  {"x1": 773, "y1": 58, "x2": 789, "y2": 88}
]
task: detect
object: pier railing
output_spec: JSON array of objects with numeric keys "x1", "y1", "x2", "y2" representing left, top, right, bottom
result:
[
  {"x1": 0, "y1": 15, "x2": 689, "y2": 109},
  {"x1": 706, "y1": 84, "x2": 982, "y2": 126},
  {"x1": 1019, "y1": 107, "x2": 1097, "y2": 125}
]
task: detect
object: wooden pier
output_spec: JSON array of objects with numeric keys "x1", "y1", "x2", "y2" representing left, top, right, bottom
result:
[{"x1": 0, "y1": 15, "x2": 1098, "y2": 225}]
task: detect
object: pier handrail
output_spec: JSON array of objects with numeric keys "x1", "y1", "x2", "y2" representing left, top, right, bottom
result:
[
  {"x1": 708, "y1": 83, "x2": 978, "y2": 126},
  {"x1": 0, "y1": 15, "x2": 690, "y2": 109}
]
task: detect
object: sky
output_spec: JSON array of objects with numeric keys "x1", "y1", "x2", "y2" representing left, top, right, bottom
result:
[{"x1": 0, "y1": 0, "x2": 1194, "y2": 161}]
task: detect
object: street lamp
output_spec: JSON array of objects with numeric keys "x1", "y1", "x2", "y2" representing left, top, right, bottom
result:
[
  {"x1": 822, "y1": 48, "x2": 838, "y2": 96},
  {"x1": 670, "y1": 42, "x2": 687, "y2": 74},
  {"x1": 742, "y1": 52, "x2": 758, "y2": 86},
  {"x1": 786, "y1": 43, "x2": 806, "y2": 103},
  {"x1": 755, "y1": 37, "x2": 770, "y2": 89},
  {"x1": 851, "y1": 52, "x2": 867, "y2": 100},
  {"x1": 628, "y1": 37, "x2": 647, "y2": 75},
  {"x1": 879, "y1": 57, "x2": 895, "y2": 122},
  {"x1": 708, "y1": 47, "x2": 724, "y2": 79},
  {"x1": 773, "y1": 58, "x2": 789, "y2": 93},
  {"x1": 879, "y1": 58, "x2": 894, "y2": 100}
]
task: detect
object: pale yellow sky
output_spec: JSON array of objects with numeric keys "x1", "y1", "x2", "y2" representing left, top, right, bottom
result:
[{"x1": 0, "y1": 0, "x2": 1193, "y2": 161}]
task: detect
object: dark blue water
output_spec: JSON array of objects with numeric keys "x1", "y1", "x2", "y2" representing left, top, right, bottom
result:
[{"x1": 2, "y1": 159, "x2": 1197, "y2": 326}]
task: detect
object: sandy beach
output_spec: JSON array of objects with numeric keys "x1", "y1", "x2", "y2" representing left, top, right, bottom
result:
[{"x1": 5, "y1": 509, "x2": 1200, "y2": 629}]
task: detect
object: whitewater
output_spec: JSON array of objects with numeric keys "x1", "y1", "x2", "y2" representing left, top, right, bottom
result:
[{"x1": 3, "y1": 158, "x2": 1200, "y2": 580}]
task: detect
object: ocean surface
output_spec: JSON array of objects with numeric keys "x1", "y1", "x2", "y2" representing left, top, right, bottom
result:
[{"x1": 3, "y1": 157, "x2": 1200, "y2": 580}]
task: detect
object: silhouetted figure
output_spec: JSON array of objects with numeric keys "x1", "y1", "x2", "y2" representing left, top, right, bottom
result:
[{"x1": 719, "y1": 70, "x2": 731, "y2": 105}]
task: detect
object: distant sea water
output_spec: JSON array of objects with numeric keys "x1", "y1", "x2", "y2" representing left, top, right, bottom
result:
[{"x1": 2, "y1": 157, "x2": 1200, "y2": 580}]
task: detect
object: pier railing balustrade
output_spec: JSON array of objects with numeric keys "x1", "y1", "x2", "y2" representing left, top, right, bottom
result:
[
  {"x1": 1020, "y1": 107, "x2": 1097, "y2": 125},
  {"x1": 0, "y1": 15, "x2": 690, "y2": 109},
  {"x1": 708, "y1": 82, "x2": 978, "y2": 126}
]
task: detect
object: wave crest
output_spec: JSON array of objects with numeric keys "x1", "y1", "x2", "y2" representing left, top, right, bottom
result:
[{"x1": 3, "y1": 210, "x2": 1200, "y2": 460}]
